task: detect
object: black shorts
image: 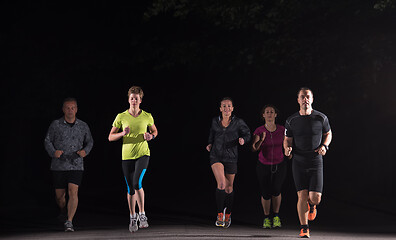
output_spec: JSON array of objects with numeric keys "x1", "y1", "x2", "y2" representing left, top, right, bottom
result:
[
  {"x1": 292, "y1": 157, "x2": 323, "y2": 193},
  {"x1": 256, "y1": 160, "x2": 287, "y2": 200},
  {"x1": 122, "y1": 155, "x2": 149, "y2": 195},
  {"x1": 210, "y1": 159, "x2": 237, "y2": 174},
  {"x1": 52, "y1": 170, "x2": 83, "y2": 189}
]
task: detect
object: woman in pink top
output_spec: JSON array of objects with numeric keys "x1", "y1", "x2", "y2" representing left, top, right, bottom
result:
[{"x1": 252, "y1": 105, "x2": 287, "y2": 229}]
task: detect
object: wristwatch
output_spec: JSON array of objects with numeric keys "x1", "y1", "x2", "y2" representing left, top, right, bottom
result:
[{"x1": 321, "y1": 144, "x2": 329, "y2": 151}]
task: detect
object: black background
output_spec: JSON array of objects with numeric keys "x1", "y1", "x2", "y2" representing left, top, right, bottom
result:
[{"x1": 1, "y1": 0, "x2": 396, "y2": 232}]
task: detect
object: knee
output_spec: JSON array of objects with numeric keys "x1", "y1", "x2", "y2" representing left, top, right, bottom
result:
[
  {"x1": 297, "y1": 190, "x2": 309, "y2": 201},
  {"x1": 271, "y1": 187, "x2": 282, "y2": 198},
  {"x1": 262, "y1": 194, "x2": 271, "y2": 200},
  {"x1": 68, "y1": 188, "x2": 79, "y2": 199},
  {"x1": 311, "y1": 199, "x2": 320, "y2": 205},
  {"x1": 56, "y1": 194, "x2": 65, "y2": 202},
  {"x1": 225, "y1": 186, "x2": 233, "y2": 194},
  {"x1": 133, "y1": 174, "x2": 146, "y2": 191},
  {"x1": 272, "y1": 192, "x2": 281, "y2": 198},
  {"x1": 310, "y1": 193, "x2": 321, "y2": 205}
]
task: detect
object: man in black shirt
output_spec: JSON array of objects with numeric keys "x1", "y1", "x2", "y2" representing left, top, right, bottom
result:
[{"x1": 284, "y1": 88, "x2": 332, "y2": 238}]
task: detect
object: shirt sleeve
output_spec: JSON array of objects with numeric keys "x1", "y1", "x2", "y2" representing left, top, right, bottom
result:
[
  {"x1": 44, "y1": 121, "x2": 57, "y2": 157},
  {"x1": 322, "y1": 115, "x2": 331, "y2": 133},
  {"x1": 279, "y1": 125, "x2": 286, "y2": 135},
  {"x1": 82, "y1": 123, "x2": 94, "y2": 155},
  {"x1": 208, "y1": 119, "x2": 216, "y2": 144},
  {"x1": 238, "y1": 119, "x2": 251, "y2": 142},
  {"x1": 112, "y1": 114, "x2": 122, "y2": 129},
  {"x1": 147, "y1": 113, "x2": 154, "y2": 127},
  {"x1": 253, "y1": 127, "x2": 262, "y2": 136},
  {"x1": 285, "y1": 120, "x2": 293, "y2": 137}
]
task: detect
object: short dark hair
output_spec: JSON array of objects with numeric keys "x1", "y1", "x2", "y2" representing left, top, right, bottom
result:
[
  {"x1": 297, "y1": 87, "x2": 313, "y2": 97},
  {"x1": 63, "y1": 97, "x2": 77, "y2": 107},
  {"x1": 220, "y1": 97, "x2": 233, "y2": 106}
]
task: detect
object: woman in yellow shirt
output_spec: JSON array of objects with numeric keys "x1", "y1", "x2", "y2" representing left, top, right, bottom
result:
[{"x1": 108, "y1": 86, "x2": 158, "y2": 233}]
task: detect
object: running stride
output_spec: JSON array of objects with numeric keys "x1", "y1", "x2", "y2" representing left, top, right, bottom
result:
[
  {"x1": 206, "y1": 97, "x2": 251, "y2": 228},
  {"x1": 284, "y1": 87, "x2": 332, "y2": 238},
  {"x1": 252, "y1": 104, "x2": 287, "y2": 229},
  {"x1": 108, "y1": 86, "x2": 158, "y2": 233}
]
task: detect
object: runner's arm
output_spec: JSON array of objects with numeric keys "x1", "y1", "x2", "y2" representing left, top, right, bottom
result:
[
  {"x1": 252, "y1": 134, "x2": 264, "y2": 152},
  {"x1": 148, "y1": 124, "x2": 158, "y2": 139},
  {"x1": 108, "y1": 126, "x2": 128, "y2": 142},
  {"x1": 283, "y1": 136, "x2": 293, "y2": 157},
  {"x1": 322, "y1": 130, "x2": 332, "y2": 147}
]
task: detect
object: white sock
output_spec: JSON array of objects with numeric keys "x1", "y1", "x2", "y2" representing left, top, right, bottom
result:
[
  {"x1": 130, "y1": 213, "x2": 137, "y2": 219},
  {"x1": 139, "y1": 211, "x2": 145, "y2": 216}
]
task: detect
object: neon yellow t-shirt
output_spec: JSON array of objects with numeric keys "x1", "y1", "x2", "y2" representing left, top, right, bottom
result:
[{"x1": 112, "y1": 110, "x2": 154, "y2": 160}]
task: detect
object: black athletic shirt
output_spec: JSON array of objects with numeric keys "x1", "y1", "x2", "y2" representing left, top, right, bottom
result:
[
  {"x1": 285, "y1": 110, "x2": 331, "y2": 160},
  {"x1": 208, "y1": 116, "x2": 251, "y2": 163}
]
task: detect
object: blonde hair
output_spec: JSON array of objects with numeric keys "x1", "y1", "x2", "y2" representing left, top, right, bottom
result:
[{"x1": 128, "y1": 86, "x2": 144, "y2": 99}]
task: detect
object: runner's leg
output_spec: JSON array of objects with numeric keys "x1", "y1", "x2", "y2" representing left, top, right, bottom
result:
[
  {"x1": 224, "y1": 173, "x2": 235, "y2": 213},
  {"x1": 67, "y1": 183, "x2": 79, "y2": 222}
]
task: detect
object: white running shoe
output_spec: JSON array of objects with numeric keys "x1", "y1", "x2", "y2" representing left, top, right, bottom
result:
[
  {"x1": 64, "y1": 220, "x2": 74, "y2": 232},
  {"x1": 129, "y1": 216, "x2": 138, "y2": 233},
  {"x1": 138, "y1": 213, "x2": 149, "y2": 228}
]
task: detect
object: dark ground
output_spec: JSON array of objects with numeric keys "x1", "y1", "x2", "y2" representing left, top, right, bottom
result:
[{"x1": 1, "y1": 190, "x2": 396, "y2": 239}]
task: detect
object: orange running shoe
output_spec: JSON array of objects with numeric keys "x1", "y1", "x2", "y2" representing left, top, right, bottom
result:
[
  {"x1": 299, "y1": 228, "x2": 310, "y2": 238},
  {"x1": 223, "y1": 213, "x2": 231, "y2": 228},
  {"x1": 215, "y1": 213, "x2": 224, "y2": 227},
  {"x1": 308, "y1": 203, "x2": 317, "y2": 221}
]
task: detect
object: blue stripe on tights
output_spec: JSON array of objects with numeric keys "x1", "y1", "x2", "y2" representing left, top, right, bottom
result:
[
  {"x1": 138, "y1": 169, "x2": 147, "y2": 189},
  {"x1": 124, "y1": 177, "x2": 131, "y2": 194}
]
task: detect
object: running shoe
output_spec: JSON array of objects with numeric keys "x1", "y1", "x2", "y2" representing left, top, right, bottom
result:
[
  {"x1": 272, "y1": 216, "x2": 281, "y2": 228},
  {"x1": 138, "y1": 213, "x2": 149, "y2": 228},
  {"x1": 129, "y1": 216, "x2": 138, "y2": 233},
  {"x1": 64, "y1": 220, "x2": 74, "y2": 232},
  {"x1": 263, "y1": 217, "x2": 272, "y2": 229},
  {"x1": 299, "y1": 228, "x2": 310, "y2": 238},
  {"x1": 223, "y1": 213, "x2": 231, "y2": 228},
  {"x1": 308, "y1": 203, "x2": 317, "y2": 221},
  {"x1": 215, "y1": 212, "x2": 224, "y2": 227}
]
